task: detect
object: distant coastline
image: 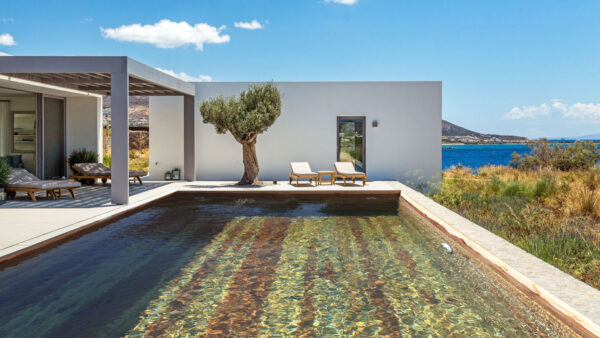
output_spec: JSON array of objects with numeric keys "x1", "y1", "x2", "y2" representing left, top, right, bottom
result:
[
  {"x1": 442, "y1": 139, "x2": 600, "y2": 145},
  {"x1": 442, "y1": 139, "x2": 529, "y2": 145}
]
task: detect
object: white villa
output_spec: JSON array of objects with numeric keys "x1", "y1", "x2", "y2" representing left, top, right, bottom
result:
[{"x1": 0, "y1": 56, "x2": 441, "y2": 204}]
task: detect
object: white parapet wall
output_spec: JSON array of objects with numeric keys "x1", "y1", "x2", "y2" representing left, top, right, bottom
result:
[
  {"x1": 148, "y1": 96, "x2": 184, "y2": 180},
  {"x1": 150, "y1": 81, "x2": 441, "y2": 183},
  {"x1": 65, "y1": 96, "x2": 102, "y2": 173}
]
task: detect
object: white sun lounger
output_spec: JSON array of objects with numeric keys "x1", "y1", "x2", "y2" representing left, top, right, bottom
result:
[{"x1": 289, "y1": 162, "x2": 318, "y2": 186}]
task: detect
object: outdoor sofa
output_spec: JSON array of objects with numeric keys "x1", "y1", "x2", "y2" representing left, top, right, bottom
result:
[
  {"x1": 6, "y1": 168, "x2": 82, "y2": 202},
  {"x1": 334, "y1": 161, "x2": 368, "y2": 186},
  {"x1": 72, "y1": 163, "x2": 146, "y2": 185},
  {"x1": 289, "y1": 162, "x2": 318, "y2": 186}
]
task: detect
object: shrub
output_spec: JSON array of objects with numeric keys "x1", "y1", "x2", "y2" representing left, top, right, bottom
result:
[
  {"x1": 510, "y1": 139, "x2": 600, "y2": 171},
  {"x1": 532, "y1": 176, "x2": 557, "y2": 199},
  {"x1": 486, "y1": 176, "x2": 503, "y2": 194},
  {"x1": 103, "y1": 155, "x2": 111, "y2": 168},
  {"x1": 501, "y1": 181, "x2": 530, "y2": 198},
  {"x1": 0, "y1": 158, "x2": 10, "y2": 188},
  {"x1": 518, "y1": 232, "x2": 600, "y2": 283},
  {"x1": 68, "y1": 148, "x2": 99, "y2": 168},
  {"x1": 565, "y1": 182, "x2": 600, "y2": 218}
]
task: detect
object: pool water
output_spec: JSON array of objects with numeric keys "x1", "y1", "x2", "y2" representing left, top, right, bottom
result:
[{"x1": 0, "y1": 194, "x2": 577, "y2": 337}]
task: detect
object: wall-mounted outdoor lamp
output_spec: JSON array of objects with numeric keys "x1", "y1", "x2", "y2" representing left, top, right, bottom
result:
[{"x1": 372, "y1": 120, "x2": 378, "y2": 127}]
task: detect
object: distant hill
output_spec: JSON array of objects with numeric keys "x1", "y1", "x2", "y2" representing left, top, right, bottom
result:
[
  {"x1": 442, "y1": 120, "x2": 529, "y2": 144},
  {"x1": 573, "y1": 134, "x2": 600, "y2": 140},
  {"x1": 102, "y1": 96, "x2": 149, "y2": 127},
  {"x1": 442, "y1": 120, "x2": 480, "y2": 137}
]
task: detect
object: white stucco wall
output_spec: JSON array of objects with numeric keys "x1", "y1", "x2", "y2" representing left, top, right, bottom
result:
[
  {"x1": 148, "y1": 96, "x2": 184, "y2": 180},
  {"x1": 65, "y1": 96, "x2": 102, "y2": 173},
  {"x1": 150, "y1": 82, "x2": 441, "y2": 183}
]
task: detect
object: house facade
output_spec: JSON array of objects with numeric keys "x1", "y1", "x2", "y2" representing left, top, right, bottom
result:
[
  {"x1": 150, "y1": 81, "x2": 441, "y2": 183},
  {"x1": 1, "y1": 56, "x2": 441, "y2": 204}
]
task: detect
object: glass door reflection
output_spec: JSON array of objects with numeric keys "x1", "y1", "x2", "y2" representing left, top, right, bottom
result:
[{"x1": 337, "y1": 117, "x2": 365, "y2": 172}]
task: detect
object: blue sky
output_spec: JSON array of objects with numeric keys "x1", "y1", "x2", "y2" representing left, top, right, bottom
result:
[{"x1": 1, "y1": 0, "x2": 599, "y2": 138}]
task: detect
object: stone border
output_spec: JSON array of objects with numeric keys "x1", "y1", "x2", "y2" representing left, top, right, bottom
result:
[{"x1": 391, "y1": 181, "x2": 600, "y2": 336}]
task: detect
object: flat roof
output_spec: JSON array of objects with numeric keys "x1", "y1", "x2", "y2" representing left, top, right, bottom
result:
[{"x1": 0, "y1": 56, "x2": 195, "y2": 96}]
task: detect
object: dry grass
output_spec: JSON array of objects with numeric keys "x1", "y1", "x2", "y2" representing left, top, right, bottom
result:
[
  {"x1": 432, "y1": 165, "x2": 600, "y2": 289},
  {"x1": 102, "y1": 127, "x2": 149, "y2": 172}
]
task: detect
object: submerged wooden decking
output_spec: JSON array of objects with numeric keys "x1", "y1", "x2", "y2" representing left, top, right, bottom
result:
[{"x1": 0, "y1": 181, "x2": 401, "y2": 261}]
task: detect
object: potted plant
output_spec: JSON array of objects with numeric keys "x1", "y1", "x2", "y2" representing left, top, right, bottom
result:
[
  {"x1": 68, "y1": 148, "x2": 99, "y2": 185},
  {"x1": 0, "y1": 158, "x2": 10, "y2": 205}
]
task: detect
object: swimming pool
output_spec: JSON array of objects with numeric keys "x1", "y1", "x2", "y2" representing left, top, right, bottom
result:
[{"x1": 0, "y1": 194, "x2": 578, "y2": 336}]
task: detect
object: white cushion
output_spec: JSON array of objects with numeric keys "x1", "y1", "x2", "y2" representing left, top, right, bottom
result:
[
  {"x1": 334, "y1": 162, "x2": 365, "y2": 176},
  {"x1": 290, "y1": 162, "x2": 316, "y2": 176}
]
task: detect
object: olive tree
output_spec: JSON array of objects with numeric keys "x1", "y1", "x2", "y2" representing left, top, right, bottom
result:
[{"x1": 200, "y1": 83, "x2": 282, "y2": 185}]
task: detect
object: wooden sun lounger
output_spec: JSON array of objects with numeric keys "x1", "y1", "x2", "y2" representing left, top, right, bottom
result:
[
  {"x1": 71, "y1": 163, "x2": 146, "y2": 185},
  {"x1": 289, "y1": 162, "x2": 318, "y2": 186},
  {"x1": 334, "y1": 161, "x2": 367, "y2": 186},
  {"x1": 6, "y1": 169, "x2": 82, "y2": 202}
]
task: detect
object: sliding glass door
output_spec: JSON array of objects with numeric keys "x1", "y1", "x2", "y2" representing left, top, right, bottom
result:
[{"x1": 337, "y1": 117, "x2": 365, "y2": 172}]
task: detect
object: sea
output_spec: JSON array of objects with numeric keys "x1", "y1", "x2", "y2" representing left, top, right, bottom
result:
[
  {"x1": 442, "y1": 144, "x2": 529, "y2": 170},
  {"x1": 442, "y1": 142, "x2": 600, "y2": 170}
]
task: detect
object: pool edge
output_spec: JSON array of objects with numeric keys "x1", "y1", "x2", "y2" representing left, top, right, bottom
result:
[{"x1": 396, "y1": 182, "x2": 600, "y2": 337}]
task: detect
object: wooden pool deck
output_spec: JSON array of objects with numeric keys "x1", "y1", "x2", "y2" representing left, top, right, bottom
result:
[{"x1": 0, "y1": 180, "x2": 599, "y2": 335}]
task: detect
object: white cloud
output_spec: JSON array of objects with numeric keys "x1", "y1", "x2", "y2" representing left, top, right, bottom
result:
[
  {"x1": 83, "y1": 17, "x2": 93, "y2": 23},
  {"x1": 2, "y1": 18, "x2": 14, "y2": 23},
  {"x1": 503, "y1": 99, "x2": 600, "y2": 122},
  {"x1": 562, "y1": 103, "x2": 600, "y2": 120},
  {"x1": 503, "y1": 103, "x2": 551, "y2": 120},
  {"x1": 325, "y1": 0, "x2": 358, "y2": 4},
  {"x1": 0, "y1": 51, "x2": 12, "y2": 56},
  {"x1": 101, "y1": 19, "x2": 230, "y2": 50},
  {"x1": 234, "y1": 20, "x2": 263, "y2": 30},
  {"x1": 156, "y1": 68, "x2": 213, "y2": 82},
  {"x1": 0, "y1": 33, "x2": 15, "y2": 46}
]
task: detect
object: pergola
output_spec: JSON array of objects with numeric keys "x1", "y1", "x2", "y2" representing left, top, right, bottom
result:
[{"x1": 0, "y1": 56, "x2": 196, "y2": 205}]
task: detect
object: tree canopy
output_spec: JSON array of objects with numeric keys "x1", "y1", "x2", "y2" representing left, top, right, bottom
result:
[
  {"x1": 510, "y1": 138, "x2": 600, "y2": 171},
  {"x1": 200, "y1": 82, "x2": 282, "y2": 144}
]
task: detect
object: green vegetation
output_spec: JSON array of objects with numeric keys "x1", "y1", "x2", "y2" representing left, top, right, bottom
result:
[
  {"x1": 200, "y1": 82, "x2": 282, "y2": 185},
  {"x1": 0, "y1": 158, "x2": 10, "y2": 188},
  {"x1": 100, "y1": 150, "x2": 148, "y2": 172},
  {"x1": 103, "y1": 154, "x2": 111, "y2": 168},
  {"x1": 510, "y1": 138, "x2": 600, "y2": 171},
  {"x1": 432, "y1": 159, "x2": 600, "y2": 289},
  {"x1": 68, "y1": 148, "x2": 99, "y2": 168},
  {"x1": 102, "y1": 127, "x2": 149, "y2": 172}
]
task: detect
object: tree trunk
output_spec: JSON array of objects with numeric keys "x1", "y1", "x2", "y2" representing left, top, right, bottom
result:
[{"x1": 239, "y1": 141, "x2": 260, "y2": 185}]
